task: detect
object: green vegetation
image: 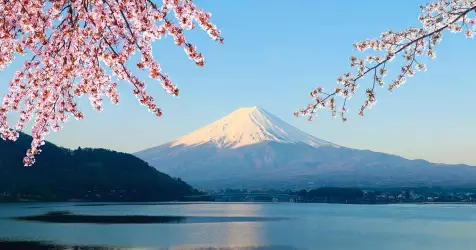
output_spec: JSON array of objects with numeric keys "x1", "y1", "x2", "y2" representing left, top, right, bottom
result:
[{"x1": 0, "y1": 133, "x2": 201, "y2": 202}]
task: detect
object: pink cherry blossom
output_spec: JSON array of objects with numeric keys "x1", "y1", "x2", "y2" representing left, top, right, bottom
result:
[
  {"x1": 298, "y1": 0, "x2": 476, "y2": 122},
  {"x1": 0, "y1": 0, "x2": 223, "y2": 166}
]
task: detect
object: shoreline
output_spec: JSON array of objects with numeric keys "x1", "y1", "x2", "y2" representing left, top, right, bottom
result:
[{"x1": 1, "y1": 200, "x2": 476, "y2": 206}]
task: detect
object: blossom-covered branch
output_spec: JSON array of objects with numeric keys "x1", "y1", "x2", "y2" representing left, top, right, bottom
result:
[
  {"x1": 296, "y1": 0, "x2": 476, "y2": 122},
  {"x1": 0, "y1": 0, "x2": 223, "y2": 166}
]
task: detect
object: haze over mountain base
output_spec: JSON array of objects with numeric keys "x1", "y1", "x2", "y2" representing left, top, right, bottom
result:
[{"x1": 135, "y1": 107, "x2": 476, "y2": 190}]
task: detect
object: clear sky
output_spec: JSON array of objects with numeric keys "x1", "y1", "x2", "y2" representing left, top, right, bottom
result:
[{"x1": 1, "y1": 1, "x2": 475, "y2": 165}]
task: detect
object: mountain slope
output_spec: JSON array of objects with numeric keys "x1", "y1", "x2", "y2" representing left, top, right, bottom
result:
[
  {"x1": 135, "y1": 107, "x2": 476, "y2": 190},
  {"x1": 0, "y1": 133, "x2": 200, "y2": 201}
]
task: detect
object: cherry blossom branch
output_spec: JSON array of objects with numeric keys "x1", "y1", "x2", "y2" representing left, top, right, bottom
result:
[
  {"x1": 297, "y1": 1, "x2": 476, "y2": 123},
  {"x1": 0, "y1": 0, "x2": 223, "y2": 166}
]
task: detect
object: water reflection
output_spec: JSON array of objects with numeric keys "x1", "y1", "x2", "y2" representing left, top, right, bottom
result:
[
  {"x1": 0, "y1": 240, "x2": 120, "y2": 250},
  {"x1": 13, "y1": 211, "x2": 287, "y2": 224},
  {"x1": 0, "y1": 240, "x2": 303, "y2": 250},
  {"x1": 223, "y1": 219, "x2": 263, "y2": 247},
  {"x1": 168, "y1": 246, "x2": 303, "y2": 250},
  {"x1": 4, "y1": 202, "x2": 476, "y2": 249}
]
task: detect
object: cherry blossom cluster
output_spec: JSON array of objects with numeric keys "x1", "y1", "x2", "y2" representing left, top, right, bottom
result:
[
  {"x1": 297, "y1": 0, "x2": 476, "y2": 122},
  {"x1": 0, "y1": 0, "x2": 222, "y2": 166}
]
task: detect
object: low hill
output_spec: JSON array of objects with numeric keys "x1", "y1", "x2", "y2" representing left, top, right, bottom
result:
[{"x1": 0, "y1": 133, "x2": 200, "y2": 202}]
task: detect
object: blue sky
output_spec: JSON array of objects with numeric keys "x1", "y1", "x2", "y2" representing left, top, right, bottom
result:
[{"x1": 0, "y1": 1, "x2": 475, "y2": 165}]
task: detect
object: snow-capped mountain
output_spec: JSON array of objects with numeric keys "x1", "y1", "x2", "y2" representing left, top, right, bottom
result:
[
  {"x1": 170, "y1": 106, "x2": 337, "y2": 149},
  {"x1": 135, "y1": 107, "x2": 476, "y2": 190}
]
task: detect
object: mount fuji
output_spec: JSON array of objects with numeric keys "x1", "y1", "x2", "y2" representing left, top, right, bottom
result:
[
  {"x1": 170, "y1": 106, "x2": 337, "y2": 149},
  {"x1": 135, "y1": 107, "x2": 476, "y2": 189}
]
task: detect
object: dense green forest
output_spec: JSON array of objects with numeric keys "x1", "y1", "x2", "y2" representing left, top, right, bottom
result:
[{"x1": 0, "y1": 133, "x2": 201, "y2": 202}]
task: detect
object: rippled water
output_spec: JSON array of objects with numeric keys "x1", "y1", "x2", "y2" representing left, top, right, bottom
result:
[{"x1": 1, "y1": 202, "x2": 476, "y2": 249}]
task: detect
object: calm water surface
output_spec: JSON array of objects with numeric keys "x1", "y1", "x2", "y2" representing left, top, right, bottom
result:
[{"x1": 1, "y1": 202, "x2": 476, "y2": 249}]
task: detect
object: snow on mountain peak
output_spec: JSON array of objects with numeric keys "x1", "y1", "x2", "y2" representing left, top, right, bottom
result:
[{"x1": 169, "y1": 106, "x2": 337, "y2": 149}]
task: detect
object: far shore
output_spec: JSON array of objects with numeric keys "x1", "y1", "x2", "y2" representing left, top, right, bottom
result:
[{"x1": 1, "y1": 200, "x2": 476, "y2": 206}]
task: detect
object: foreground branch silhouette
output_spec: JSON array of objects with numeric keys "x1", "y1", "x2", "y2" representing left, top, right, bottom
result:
[
  {"x1": 0, "y1": 0, "x2": 222, "y2": 165},
  {"x1": 297, "y1": 1, "x2": 476, "y2": 122}
]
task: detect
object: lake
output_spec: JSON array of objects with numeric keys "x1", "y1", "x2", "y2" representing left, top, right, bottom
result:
[{"x1": 1, "y1": 202, "x2": 476, "y2": 249}]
